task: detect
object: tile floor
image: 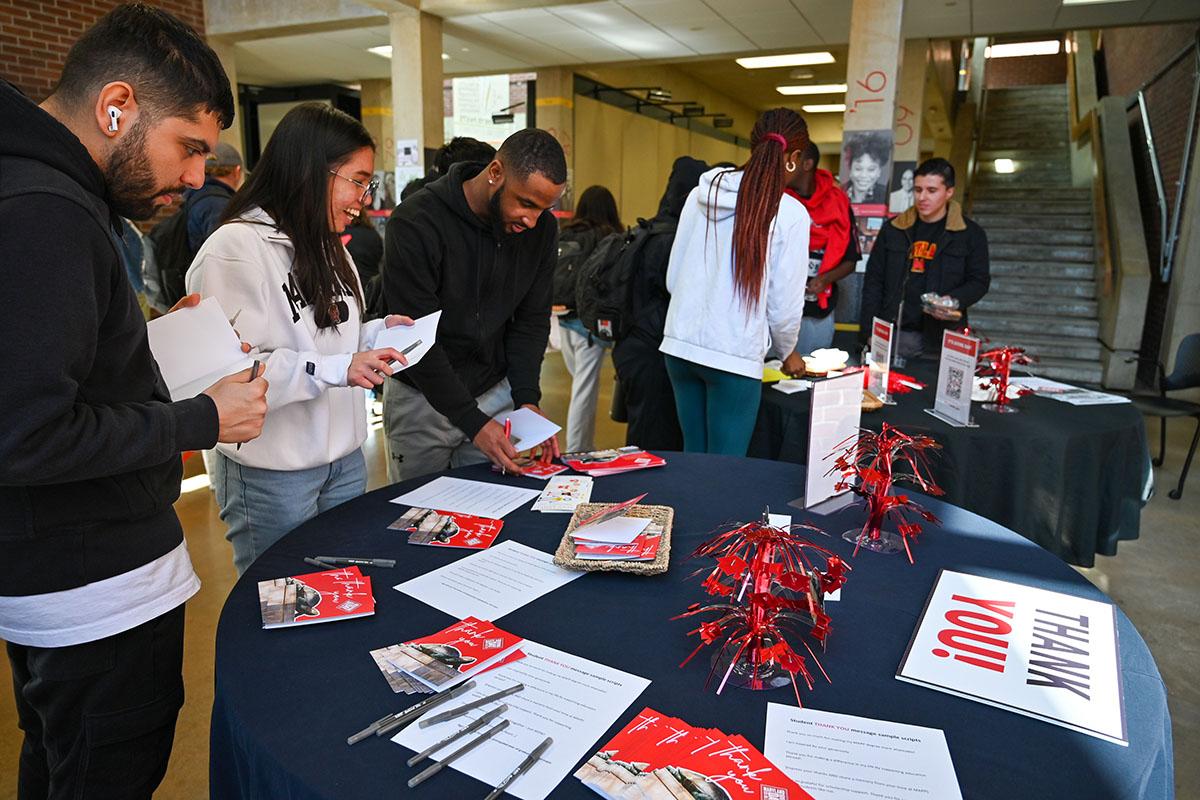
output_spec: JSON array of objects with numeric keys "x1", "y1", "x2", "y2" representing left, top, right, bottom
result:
[{"x1": 0, "y1": 353, "x2": 1195, "y2": 798}]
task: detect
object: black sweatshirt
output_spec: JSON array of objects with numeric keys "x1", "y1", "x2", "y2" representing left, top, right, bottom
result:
[
  {"x1": 381, "y1": 162, "x2": 556, "y2": 439},
  {"x1": 0, "y1": 81, "x2": 218, "y2": 596}
]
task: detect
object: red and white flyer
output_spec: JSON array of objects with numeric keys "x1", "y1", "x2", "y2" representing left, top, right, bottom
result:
[
  {"x1": 574, "y1": 521, "x2": 664, "y2": 561},
  {"x1": 563, "y1": 447, "x2": 666, "y2": 477},
  {"x1": 390, "y1": 507, "x2": 505, "y2": 550},
  {"x1": 257, "y1": 567, "x2": 374, "y2": 629},
  {"x1": 386, "y1": 616, "x2": 525, "y2": 692}
]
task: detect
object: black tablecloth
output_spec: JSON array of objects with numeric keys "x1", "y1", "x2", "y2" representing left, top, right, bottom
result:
[
  {"x1": 748, "y1": 360, "x2": 1153, "y2": 567},
  {"x1": 210, "y1": 455, "x2": 1172, "y2": 800}
]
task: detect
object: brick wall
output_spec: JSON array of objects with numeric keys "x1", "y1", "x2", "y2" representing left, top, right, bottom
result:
[
  {"x1": 0, "y1": 0, "x2": 207, "y2": 103},
  {"x1": 1101, "y1": 23, "x2": 1200, "y2": 382},
  {"x1": 985, "y1": 53, "x2": 1068, "y2": 89}
]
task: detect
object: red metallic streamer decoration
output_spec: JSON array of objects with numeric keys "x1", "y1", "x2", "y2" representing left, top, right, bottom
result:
[{"x1": 977, "y1": 345, "x2": 1036, "y2": 413}]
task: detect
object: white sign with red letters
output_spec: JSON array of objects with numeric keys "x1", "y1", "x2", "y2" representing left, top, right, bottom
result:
[{"x1": 897, "y1": 570, "x2": 1126, "y2": 745}]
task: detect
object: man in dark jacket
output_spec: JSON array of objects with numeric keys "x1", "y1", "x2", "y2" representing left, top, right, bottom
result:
[
  {"x1": 0, "y1": 6, "x2": 267, "y2": 796},
  {"x1": 859, "y1": 158, "x2": 990, "y2": 358},
  {"x1": 612, "y1": 156, "x2": 708, "y2": 451},
  {"x1": 380, "y1": 129, "x2": 566, "y2": 480},
  {"x1": 186, "y1": 140, "x2": 242, "y2": 255}
]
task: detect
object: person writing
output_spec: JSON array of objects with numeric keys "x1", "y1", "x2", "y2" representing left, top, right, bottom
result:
[
  {"x1": 859, "y1": 157, "x2": 990, "y2": 358},
  {"x1": 380, "y1": 129, "x2": 566, "y2": 480},
  {"x1": 187, "y1": 103, "x2": 413, "y2": 573},
  {"x1": 659, "y1": 108, "x2": 812, "y2": 455}
]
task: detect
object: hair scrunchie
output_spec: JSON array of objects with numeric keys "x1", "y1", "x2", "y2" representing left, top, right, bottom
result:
[{"x1": 763, "y1": 132, "x2": 788, "y2": 148}]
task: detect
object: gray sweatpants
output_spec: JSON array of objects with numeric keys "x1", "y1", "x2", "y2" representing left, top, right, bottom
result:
[{"x1": 382, "y1": 377, "x2": 514, "y2": 484}]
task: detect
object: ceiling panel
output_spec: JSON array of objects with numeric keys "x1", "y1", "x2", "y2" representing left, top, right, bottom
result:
[{"x1": 970, "y1": 0, "x2": 1058, "y2": 35}]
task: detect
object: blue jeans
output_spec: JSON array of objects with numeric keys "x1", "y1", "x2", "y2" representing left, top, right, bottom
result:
[
  {"x1": 664, "y1": 355, "x2": 762, "y2": 456},
  {"x1": 212, "y1": 449, "x2": 367, "y2": 575},
  {"x1": 794, "y1": 312, "x2": 836, "y2": 355}
]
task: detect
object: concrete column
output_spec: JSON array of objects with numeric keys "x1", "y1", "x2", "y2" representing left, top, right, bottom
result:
[
  {"x1": 1159, "y1": 133, "x2": 1200, "y2": 401},
  {"x1": 890, "y1": 38, "x2": 928, "y2": 212},
  {"x1": 534, "y1": 67, "x2": 576, "y2": 208},
  {"x1": 389, "y1": 8, "x2": 443, "y2": 190},
  {"x1": 360, "y1": 79, "x2": 393, "y2": 173},
  {"x1": 207, "y1": 37, "x2": 244, "y2": 155},
  {"x1": 836, "y1": 0, "x2": 904, "y2": 328}
]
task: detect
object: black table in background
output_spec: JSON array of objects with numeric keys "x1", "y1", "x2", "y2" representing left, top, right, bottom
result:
[
  {"x1": 748, "y1": 359, "x2": 1152, "y2": 566},
  {"x1": 210, "y1": 455, "x2": 1171, "y2": 800}
]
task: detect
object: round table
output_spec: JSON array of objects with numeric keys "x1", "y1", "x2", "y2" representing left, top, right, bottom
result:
[
  {"x1": 210, "y1": 455, "x2": 1173, "y2": 799},
  {"x1": 748, "y1": 359, "x2": 1153, "y2": 567}
]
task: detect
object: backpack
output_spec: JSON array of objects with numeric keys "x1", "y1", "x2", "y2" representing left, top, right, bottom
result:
[
  {"x1": 551, "y1": 224, "x2": 603, "y2": 308},
  {"x1": 144, "y1": 185, "x2": 226, "y2": 311},
  {"x1": 575, "y1": 218, "x2": 674, "y2": 343}
]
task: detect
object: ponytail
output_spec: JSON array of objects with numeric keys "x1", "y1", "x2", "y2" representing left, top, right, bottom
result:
[{"x1": 730, "y1": 108, "x2": 809, "y2": 309}]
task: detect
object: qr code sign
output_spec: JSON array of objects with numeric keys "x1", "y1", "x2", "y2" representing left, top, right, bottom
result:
[
  {"x1": 946, "y1": 366, "x2": 964, "y2": 400},
  {"x1": 761, "y1": 787, "x2": 788, "y2": 800},
  {"x1": 336, "y1": 600, "x2": 361, "y2": 612}
]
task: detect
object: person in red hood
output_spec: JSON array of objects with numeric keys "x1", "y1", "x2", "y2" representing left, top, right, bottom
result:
[{"x1": 785, "y1": 142, "x2": 860, "y2": 356}]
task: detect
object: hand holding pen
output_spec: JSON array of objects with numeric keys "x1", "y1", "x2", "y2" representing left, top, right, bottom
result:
[{"x1": 203, "y1": 360, "x2": 267, "y2": 446}]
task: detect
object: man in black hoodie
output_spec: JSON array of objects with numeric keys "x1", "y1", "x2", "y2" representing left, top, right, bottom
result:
[
  {"x1": 612, "y1": 156, "x2": 708, "y2": 451},
  {"x1": 381, "y1": 129, "x2": 566, "y2": 480},
  {"x1": 0, "y1": 5, "x2": 267, "y2": 796}
]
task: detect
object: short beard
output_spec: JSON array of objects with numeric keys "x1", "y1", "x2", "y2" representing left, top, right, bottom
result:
[
  {"x1": 103, "y1": 122, "x2": 180, "y2": 220},
  {"x1": 487, "y1": 181, "x2": 509, "y2": 239}
]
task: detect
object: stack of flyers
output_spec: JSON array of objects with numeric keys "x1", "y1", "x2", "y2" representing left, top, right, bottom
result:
[
  {"x1": 576, "y1": 707, "x2": 813, "y2": 800},
  {"x1": 532, "y1": 475, "x2": 594, "y2": 513},
  {"x1": 563, "y1": 446, "x2": 666, "y2": 477},
  {"x1": 258, "y1": 567, "x2": 374, "y2": 629},
  {"x1": 369, "y1": 617, "x2": 526, "y2": 695},
  {"x1": 574, "y1": 521, "x2": 664, "y2": 561},
  {"x1": 389, "y1": 507, "x2": 504, "y2": 550},
  {"x1": 493, "y1": 456, "x2": 569, "y2": 479}
]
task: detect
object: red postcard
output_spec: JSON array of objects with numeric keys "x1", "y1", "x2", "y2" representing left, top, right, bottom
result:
[
  {"x1": 390, "y1": 507, "x2": 504, "y2": 550},
  {"x1": 258, "y1": 567, "x2": 374, "y2": 629},
  {"x1": 563, "y1": 447, "x2": 666, "y2": 477},
  {"x1": 386, "y1": 617, "x2": 524, "y2": 691},
  {"x1": 574, "y1": 521, "x2": 664, "y2": 561}
]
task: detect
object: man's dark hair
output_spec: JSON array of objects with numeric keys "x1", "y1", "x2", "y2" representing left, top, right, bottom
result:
[
  {"x1": 497, "y1": 129, "x2": 567, "y2": 184},
  {"x1": 914, "y1": 157, "x2": 956, "y2": 188},
  {"x1": 434, "y1": 137, "x2": 496, "y2": 174},
  {"x1": 54, "y1": 3, "x2": 234, "y2": 129},
  {"x1": 801, "y1": 141, "x2": 820, "y2": 165}
]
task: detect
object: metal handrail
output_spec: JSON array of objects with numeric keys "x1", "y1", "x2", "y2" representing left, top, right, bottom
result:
[{"x1": 1124, "y1": 31, "x2": 1200, "y2": 283}]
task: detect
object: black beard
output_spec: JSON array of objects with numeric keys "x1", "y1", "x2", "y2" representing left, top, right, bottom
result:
[
  {"x1": 488, "y1": 182, "x2": 510, "y2": 239},
  {"x1": 103, "y1": 124, "x2": 180, "y2": 220}
]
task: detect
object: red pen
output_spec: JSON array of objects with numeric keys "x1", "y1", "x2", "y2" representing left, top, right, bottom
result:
[{"x1": 502, "y1": 417, "x2": 512, "y2": 476}]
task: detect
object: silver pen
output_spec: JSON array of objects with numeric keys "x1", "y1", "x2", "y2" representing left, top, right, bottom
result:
[
  {"x1": 418, "y1": 683, "x2": 524, "y2": 728},
  {"x1": 407, "y1": 719, "x2": 510, "y2": 788},
  {"x1": 346, "y1": 680, "x2": 476, "y2": 745},
  {"x1": 406, "y1": 704, "x2": 508, "y2": 767},
  {"x1": 484, "y1": 737, "x2": 552, "y2": 800}
]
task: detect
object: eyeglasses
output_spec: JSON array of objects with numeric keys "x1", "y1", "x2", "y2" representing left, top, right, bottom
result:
[{"x1": 329, "y1": 170, "x2": 380, "y2": 204}]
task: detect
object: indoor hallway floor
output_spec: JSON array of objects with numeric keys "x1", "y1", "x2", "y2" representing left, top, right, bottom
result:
[{"x1": 0, "y1": 352, "x2": 1195, "y2": 798}]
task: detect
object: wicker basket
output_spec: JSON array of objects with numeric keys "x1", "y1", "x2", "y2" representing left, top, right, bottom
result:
[{"x1": 552, "y1": 503, "x2": 675, "y2": 575}]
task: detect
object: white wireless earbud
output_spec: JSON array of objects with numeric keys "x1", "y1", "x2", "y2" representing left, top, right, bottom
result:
[{"x1": 106, "y1": 105, "x2": 122, "y2": 132}]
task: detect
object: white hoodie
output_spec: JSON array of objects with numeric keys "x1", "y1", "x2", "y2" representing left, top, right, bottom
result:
[
  {"x1": 185, "y1": 208, "x2": 386, "y2": 471},
  {"x1": 659, "y1": 168, "x2": 811, "y2": 379}
]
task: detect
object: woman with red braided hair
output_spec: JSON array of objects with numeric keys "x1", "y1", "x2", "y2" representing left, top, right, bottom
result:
[{"x1": 659, "y1": 108, "x2": 812, "y2": 455}]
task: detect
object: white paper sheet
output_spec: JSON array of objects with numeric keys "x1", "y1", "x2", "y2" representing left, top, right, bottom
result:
[
  {"x1": 497, "y1": 407, "x2": 562, "y2": 453},
  {"x1": 764, "y1": 704, "x2": 963, "y2": 800},
  {"x1": 393, "y1": 639, "x2": 651, "y2": 800},
  {"x1": 773, "y1": 379, "x2": 813, "y2": 394},
  {"x1": 1009, "y1": 377, "x2": 1131, "y2": 405},
  {"x1": 532, "y1": 475, "x2": 593, "y2": 513},
  {"x1": 373, "y1": 310, "x2": 441, "y2": 371},
  {"x1": 394, "y1": 540, "x2": 584, "y2": 621},
  {"x1": 146, "y1": 296, "x2": 252, "y2": 400},
  {"x1": 389, "y1": 476, "x2": 541, "y2": 519},
  {"x1": 570, "y1": 515, "x2": 651, "y2": 544}
]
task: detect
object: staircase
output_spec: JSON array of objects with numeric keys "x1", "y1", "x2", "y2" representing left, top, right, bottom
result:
[{"x1": 967, "y1": 84, "x2": 1104, "y2": 385}]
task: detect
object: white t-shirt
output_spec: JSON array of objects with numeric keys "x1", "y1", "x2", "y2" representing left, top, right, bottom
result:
[{"x1": 0, "y1": 541, "x2": 199, "y2": 648}]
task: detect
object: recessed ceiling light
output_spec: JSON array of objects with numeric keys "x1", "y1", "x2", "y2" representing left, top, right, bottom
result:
[
  {"x1": 441, "y1": 52, "x2": 450, "y2": 60},
  {"x1": 985, "y1": 40, "x2": 1061, "y2": 58},
  {"x1": 777, "y1": 83, "x2": 847, "y2": 96},
  {"x1": 368, "y1": 45, "x2": 392, "y2": 59},
  {"x1": 460, "y1": 47, "x2": 470, "y2": 52},
  {"x1": 737, "y1": 52, "x2": 835, "y2": 69},
  {"x1": 789, "y1": 69, "x2": 815, "y2": 80},
  {"x1": 801, "y1": 103, "x2": 846, "y2": 113},
  {"x1": 994, "y1": 158, "x2": 1016, "y2": 173},
  {"x1": 1062, "y1": 0, "x2": 1133, "y2": 4}
]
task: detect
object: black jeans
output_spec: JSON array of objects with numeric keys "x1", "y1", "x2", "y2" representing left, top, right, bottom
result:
[{"x1": 6, "y1": 603, "x2": 186, "y2": 800}]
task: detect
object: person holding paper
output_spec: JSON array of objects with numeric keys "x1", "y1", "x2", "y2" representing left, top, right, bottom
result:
[
  {"x1": 0, "y1": 7, "x2": 268, "y2": 797},
  {"x1": 380, "y1": 129, "x2": 566, "y2": 480},
  {"x1": 187, "y1": 103, "x2": 414, "y2": 574},
  {"x1": 659, "y1": 108, "x2": 811, "y2": 455},
  {"x1": 859, "y1": 158, "x2": 990, "y2": 359}
]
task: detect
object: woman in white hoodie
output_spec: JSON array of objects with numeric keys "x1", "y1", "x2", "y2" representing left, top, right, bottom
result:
[
  {"x1": 659, "y1": 108, "x2": 812, "y2": 455},
  {"x1": 187, "y1": 103, "x2": 412, "y2": 573}
]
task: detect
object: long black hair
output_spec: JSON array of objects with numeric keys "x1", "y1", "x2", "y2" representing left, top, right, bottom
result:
[
  {"x1": 222, "y1": 102, "x2": 373, "y2": 329},
  {"x1": 567, "y1": 185, "x2": 622, "y2": 237}
]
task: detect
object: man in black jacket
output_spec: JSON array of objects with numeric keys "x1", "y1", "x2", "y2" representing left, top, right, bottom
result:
[
  {"x1": 381, "y1": 129, "x2": 566, "y2": 480},
  {"x1": 859, "y1": 158, "x2": 990, "y2": 358},
  {"x1": 0, "y1": 5, "x2": 267, "y2": 796}
]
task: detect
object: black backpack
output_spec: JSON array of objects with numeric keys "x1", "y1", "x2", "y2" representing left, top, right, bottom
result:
[
  {"x1": 575, "y1": 218, "x2": 673, "y2": 343},
  {"x1": 145, "y1": 185, "x2": 226, "y2": 310},
  {"x1": 552, "y1": 224, "x2": 603, "y2": 309}
]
